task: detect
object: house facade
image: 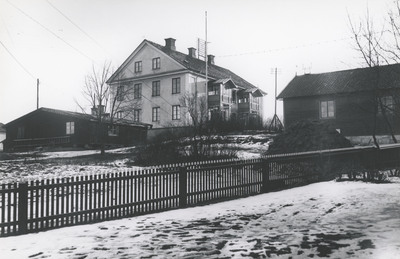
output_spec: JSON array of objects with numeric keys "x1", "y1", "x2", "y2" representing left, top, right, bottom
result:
[
  {"x1": 3, "y1": 108, "x2": 151, "y2": 151},
  {"x1": 106, "y1": 38, "x2": 266, "y2": 130},
  {"x1": 278, "y1": 64, "x2": 400, "y2": 144}
]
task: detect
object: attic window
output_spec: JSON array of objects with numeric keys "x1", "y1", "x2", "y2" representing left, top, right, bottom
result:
[
  {"x1": 152, "y1": 57, "x2": 160, "y2": 70},
  {"x1": 134, "y1": 61, "x2": 142, "y2": 72}
]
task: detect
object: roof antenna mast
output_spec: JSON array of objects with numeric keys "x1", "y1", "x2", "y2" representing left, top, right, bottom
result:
[
  {"x1": 37, "y1": 78, "x2": 39, "y2": 110},
  {"x1": 205, "y1": 11, "x2": 208, "y2": 118}
]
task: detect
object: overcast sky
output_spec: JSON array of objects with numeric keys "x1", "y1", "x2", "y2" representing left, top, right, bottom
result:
[{"x1": 0, "y1": 0, "x2": 394, "y2": 124}]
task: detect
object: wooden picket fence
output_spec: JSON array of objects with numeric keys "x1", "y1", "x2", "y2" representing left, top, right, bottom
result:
[{"x1": 1, "y1": 144, "x2": 399, "y2": 237}]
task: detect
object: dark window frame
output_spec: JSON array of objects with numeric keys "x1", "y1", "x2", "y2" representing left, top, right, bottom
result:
[
  {"x1": 172, "y1": 77, "x2": 181, "y2": 94},
  {"x1": 116, "y1": 85, "x2": 125, "y2": 101},
  {"x1": 134, "y1": 61, "x2": 142, "y2": 72},
  {"x1": 133, "y1": 109, "x2": 141, "y2": 122},
  {"x1": 152, "y1": 57, "x2": 160, "y2": 70},
  {"x1": 172, "y1": 105, "x2": 181, "y2": 120},
  {"x1": 134, "y1": 83, "x2": 142, "y2": 99},
  {"x1": 152, "y1": 107, "x2": 160, "y2": 122},
  {"x1": 152, "y1": 81, "x2": 161, "y2": 97}
]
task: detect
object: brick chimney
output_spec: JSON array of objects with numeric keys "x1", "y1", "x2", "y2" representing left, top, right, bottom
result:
[
  {"x1": 164, "y1": 38, "x2": 176, "y2": 51},
  {"x1": 188, "y1": 47, "x2": 197, "y2": 58},
  {"x1": 207, "y1": 54, "x2": 215, "y2": 65}
]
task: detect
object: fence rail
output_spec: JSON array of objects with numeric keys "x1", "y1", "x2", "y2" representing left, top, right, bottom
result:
[{"x1": 1, "y1": 144, "x2": 399, "y2": 237}]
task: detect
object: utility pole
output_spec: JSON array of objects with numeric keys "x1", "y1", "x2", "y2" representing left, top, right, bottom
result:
[
  {"x1": 268, "y1": 68, "x2": 283, "y2": 132},
  {"x1": 37, "y1": 78, "x2": 39, "y2": 109}
]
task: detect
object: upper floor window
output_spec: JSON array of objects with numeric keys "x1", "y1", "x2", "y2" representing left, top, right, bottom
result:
[
  {"x1": 320, "y1": 100, "x2": 335, "y2": 119},
  {"x1": 239, "y1": 97, "x2": 248, "y2": 103},
  {"x1": 152, "y1": 57, "x2": 160, "y2": 70},
  {"x1": 134, "y1": 61, "x2": 142, "y2": 73},
  {"x1": 66, "y1": 122, "x2": 75, "y2": 135},
  {"x1": 378, "y1": 96, "x2": 394, "y2": 114},
  {"x1": 116, "y1": 85, "x2": 125, "y2": 101},
  {"x1": 208, "y1": 85, "x2": 219, "y2": 95},
  {"x1": 172, "y1": 105, "x2": 181, "y2": 120},
  {"x1": 152, "y1": 107, "x2": 160, "y2": 122},
  {"x1": 134, "y1": 109, "x2": 141, "y2": 122},
  {"x1": 172, "y1": 78, "x2": 181, "y2": 94},
  {"x1": 134, "y1": 83, "x2": 142, "y2": 99},
  {"x1": 152, "y1": 81, "x2": 160, "y2": 97},
  {"x1": 108, "y1": 125, "x2": 119, "y2": 136}
]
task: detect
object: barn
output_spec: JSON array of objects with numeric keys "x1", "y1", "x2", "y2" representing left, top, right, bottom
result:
[
  {"x1": 3, "y1": 107, "x2": 151, "y2": 151},
  {"x1": 278, "y1": 64, "x2": 400, "y2": 144}
]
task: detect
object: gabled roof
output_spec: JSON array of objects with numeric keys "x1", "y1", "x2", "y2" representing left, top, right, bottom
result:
[
  {"x1": 278, "y1": 63, "x2": 400, "y2": 99},
  {"x1": 0, "y1": 123, "x2": 5, "y2": 133},
  {"x1": 6, "y1": 107, "x2": 152, "y2": 128},
  {"x1": 108, "y1": 39, "x2": 262, "y2": 92}
]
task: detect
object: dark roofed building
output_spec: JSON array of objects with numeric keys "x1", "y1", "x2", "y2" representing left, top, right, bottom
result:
[
  {"x1": 106, "y1": 38, "x2": 266, "y2": 130},
  {"x1": 278, "y1": 64, "x2": 400, "y2": 144},
  {"x1": 4, "y1": 107, "x2": 151, "y2": 151}
]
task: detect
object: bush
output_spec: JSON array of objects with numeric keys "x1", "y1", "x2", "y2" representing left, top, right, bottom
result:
[
  {"x1": 267, "y1": 120, "x2": 353, "y2": 154},
  {"x1": 133, "y1": 138, "x2": 238, "y2": 166}
]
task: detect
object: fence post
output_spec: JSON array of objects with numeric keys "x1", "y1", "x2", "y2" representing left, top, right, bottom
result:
[
  {"x1": 262, "y1": 159, "x2": 270, "y2": 193},
  {"x1": 18, "y1": 182, "x2": 28, "y2": 234},
  {"x1": 179, "y1": 167, "x2": 187, "y2": 208}
]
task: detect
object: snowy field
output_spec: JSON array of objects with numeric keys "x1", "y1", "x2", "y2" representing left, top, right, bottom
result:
[
  {"x1": 0, "y1": 180, "x2": 399, "y2": 259},
  {"x1": 0, "y1": 138, "x2": 269, "y2": 184}
]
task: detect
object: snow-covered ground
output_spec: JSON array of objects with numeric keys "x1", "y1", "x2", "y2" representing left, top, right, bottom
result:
[
  {"x1": 0, "y1": 140, "x2": 269, "y2": 183},
  {"x1": 0, "y1": 180, "x2": 399, "y2": 258}
]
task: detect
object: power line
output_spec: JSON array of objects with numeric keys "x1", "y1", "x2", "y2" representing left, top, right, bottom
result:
[
  {"x1": 0, "y1": 40, "x2": 36, "y2": 79},
  {"x1": 5, "y1": 0, "x2": 94, "y2": 62},
  {"x1": 217, "y1": 31, "x2": 390, "y2": 58},
  {"x1": 44, "y1": 0, "x2": 107, "y2": 54}
]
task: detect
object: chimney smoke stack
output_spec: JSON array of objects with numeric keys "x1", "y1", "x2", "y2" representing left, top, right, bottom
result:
[
  {"x1": 164, "y1": 38, "x2": 176, "y2": 51},
  {"x1": 188, "y1": 47, "x2": 197, "y2": 58},
  {"x1": 207, "y1": 54, "x2": 215, "y2": 65}
]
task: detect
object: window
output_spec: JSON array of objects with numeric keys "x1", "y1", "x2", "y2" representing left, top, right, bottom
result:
[
  {"x1": 379, "y1": 96, "x2": 394, "y2": 114},
  {"x1": 208, "y1": 85, "x2": 219, "y2": 95},
  {"x1": 134, "y1": 83, "x2": 142, "y2": 99},
  {"x1": 238, "y1": 97, "x2": 248, "y2": 103},
  {"x1": 116, "y1": 111, "x2": 123, "y2": 119},
  {"x1": 134, "y1": 61, "x2": 142, "y2": 72},
  {"x1": 320, "y1": 100, "x2": 335, "y2": 119},
  {"x1": 17, "y1": 126, "x2": 25, "y2": 139},
  {"x1": 152, "y1": 81, "x2": 160, "y2": 96},
  {"x1": 172, "y1": 78, "x2": 181, "y2": 94},
  {"x1": 66, "y1": 122, "x2": 75, "y2": 135},
  {"x1": 108, "y1": 125, "x2": 119, "y2": 136},
  {"x1": 172, "y1": 105, "x2": 181, "y2": 120},
  {"x1": 134, "y1": 109, "x2": 141, "y2": 122},
  {"x1": 152, "y1": 107, "x2": 160, "y2": 122},
  {"x1": 152, "y1": 57, "x2": 160, "y2": 70},
  {"x1": 116, "y1": 85, "x2": 125, "y2": 101}
]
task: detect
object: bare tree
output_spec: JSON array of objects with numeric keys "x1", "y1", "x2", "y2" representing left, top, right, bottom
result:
[
  {"x1": 349, "y1": 6, "x2": 399, "y2": 146},
  {"x1": 180, "y1": 90, "x2": 208, "y2": 158},
  {"x1": 76, "y1": 61, "x2": 142, "y2": 154}
]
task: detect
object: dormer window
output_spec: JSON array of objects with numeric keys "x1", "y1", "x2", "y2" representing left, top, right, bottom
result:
[{"x1": 152, "y1": 57, "x2": 160, "y2": 70}]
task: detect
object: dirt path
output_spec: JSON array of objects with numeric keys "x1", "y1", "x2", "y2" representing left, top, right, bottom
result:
[{"x1": 1, "y1": 180, "x2": 399, "y2": 258}]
